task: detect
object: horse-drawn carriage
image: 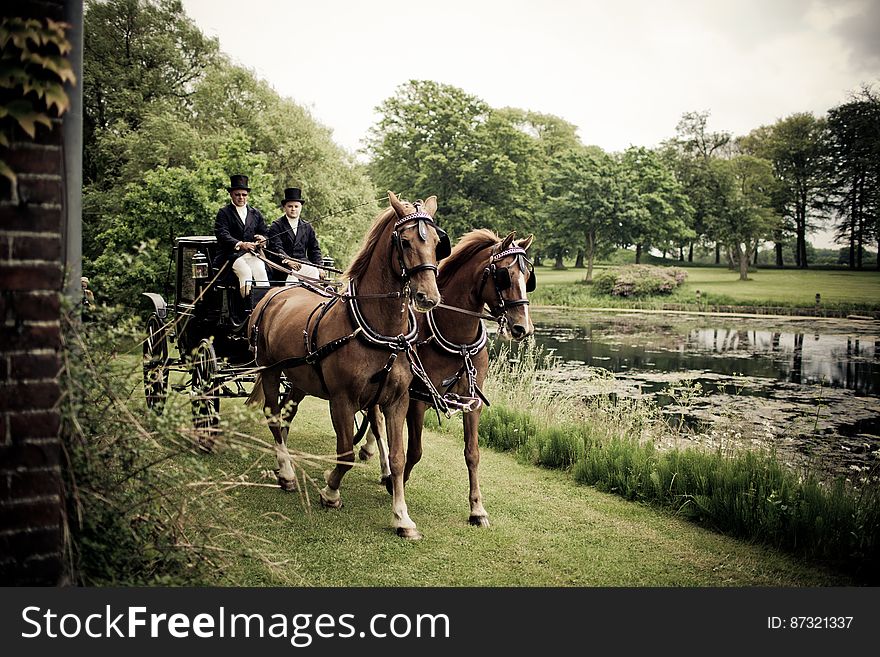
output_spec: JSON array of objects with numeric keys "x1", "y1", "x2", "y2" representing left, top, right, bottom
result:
[
  {"x1": 141, "y1": 192, "x2": 536, "y2": 537},
  {"x1": 141, "y1": 235, "x2": 334, "y2": 434}
]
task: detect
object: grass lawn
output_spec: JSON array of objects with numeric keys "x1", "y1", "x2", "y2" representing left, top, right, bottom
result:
[
  {"x1": 177, "y1": 395, "x2": 853, "y2": 587},
  {"x1": 533, "y1": 264, "x2": 880, "y2": 308}
]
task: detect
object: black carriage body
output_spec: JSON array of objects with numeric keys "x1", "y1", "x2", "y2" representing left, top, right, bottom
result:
[{"x1": 173, "y1": 236, "x2": 254, "y2": 365}]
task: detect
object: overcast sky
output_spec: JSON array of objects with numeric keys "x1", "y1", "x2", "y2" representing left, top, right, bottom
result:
[{"x1": 180, "y1": 0, "x2": 880, "y2": 247}]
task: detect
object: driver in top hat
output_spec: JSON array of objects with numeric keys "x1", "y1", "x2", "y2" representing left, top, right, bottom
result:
[
  {"x1": 267, "y1": 187, "x2": 323, "y2": 282},
  {"x1": 214, "y1": 174, "x2": 271, "y2": 298}
]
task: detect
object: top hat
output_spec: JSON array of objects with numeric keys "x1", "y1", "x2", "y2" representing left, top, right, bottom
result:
[
  {"x1": 281, "y1": 187, "x2": 306, "y2": 206},
  {"x1": 227, "y1": 174, "x2": 250, "y2": 192}
]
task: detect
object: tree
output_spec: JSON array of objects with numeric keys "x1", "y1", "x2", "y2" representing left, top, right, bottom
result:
[
  {"x1": 617, "y1": 147, "x2": 694, "y2": 263},
  {"x1": 366, "y1": 80, "x2": 543, "y2": 240},
  {"x1": 708, "y1": 155, "x2": 780, "y2": 280},
  {"x1": 663, "y1": 111, "x2": 731, "y2": 263},
  {"x1": 81, "y1": 0, "x2": 379, "y2": 305},
  {"x1": 825, "y1": 88, "x2": 880, "y2": 269},
  {"x1": 740, "y1": 113, "x2": 827, "y2": 268},
  {"x1": 83, "y1": 0, "x2": 219, "y2": 183},
  {"x1": 542, "y1": 148, "x2": 619, "y2": 281}
]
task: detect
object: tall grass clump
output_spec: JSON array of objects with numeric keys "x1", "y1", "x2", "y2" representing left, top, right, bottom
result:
[
  {"x1": 60, "y1": 306, "x2": 304, "y2": 585},
  {"x1": 464, "y1": 338, "x2": 880, "y2": 582}
]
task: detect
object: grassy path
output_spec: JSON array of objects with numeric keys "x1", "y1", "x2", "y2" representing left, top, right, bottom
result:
[{"x1": 198, "y1": 397, "x2": 851, "y2": 586}]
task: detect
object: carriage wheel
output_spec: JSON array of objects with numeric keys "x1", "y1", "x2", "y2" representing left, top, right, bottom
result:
[
  {"x1": 143, "y1": 314, "x2": 169, "y2": 412},
  {"x1": 190, "y1": 338, "x2": 220, "y2": 450}
]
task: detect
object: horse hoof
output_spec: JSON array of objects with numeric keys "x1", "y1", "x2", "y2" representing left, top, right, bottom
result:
[
  {"x1": 277, "y1": 478, "x2": 297, "y2": 492},
  {"x1": 320, "y1": 495, "x2": 342, "y2": 509},
  {"x1": 358, "y1": 446, "x2": 374, "y2": 461},
  {"x1": 396, "y1": 527, "x2": 422, "y2": 540},
  {"x1": 468, "y1": 515, "x2": 491, "y2": 528},
  {"x1": 381, "y1": 475, "x2": 393, "y2": 495}
]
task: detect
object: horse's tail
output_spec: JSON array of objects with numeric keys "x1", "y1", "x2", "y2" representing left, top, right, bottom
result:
[{"x1": 246, "y1": 373, "x2": 266, "y2": 407}]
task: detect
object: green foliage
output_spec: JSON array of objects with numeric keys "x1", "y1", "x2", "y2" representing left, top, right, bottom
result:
[
  {"x1": 592, "y1": 264, "x2": 688, "y2": 297},
  {"x1": 366, "y1": 80, "x2": 543, "y2": 239},
  {"x1": 0, "y1": 16, "x2": 75, "y2": 184},
  {"x1": 81, "y1": 0, "x2": 378, "y2": 306},
  {"x1": 61, "y1": 309, "x2": 215, "y2": 584},
  {"x1": 475, "y1": 398, "x2": 879, "y2": 581}
]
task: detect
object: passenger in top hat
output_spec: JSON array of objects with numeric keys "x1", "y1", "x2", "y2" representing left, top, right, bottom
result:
[
  {"x1": 214, "y1": 174, "x2": 271, "y2": 297},
  {"x1": 267, "y1": 187, "x2": 323, "y2": 282}
]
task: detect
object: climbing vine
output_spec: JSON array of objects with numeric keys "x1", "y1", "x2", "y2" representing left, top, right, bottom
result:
[{"x1": 0, "y1": 17, "x2": 75, "y2": 184}]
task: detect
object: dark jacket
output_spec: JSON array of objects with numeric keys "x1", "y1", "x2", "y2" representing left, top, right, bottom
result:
[
  {"x1": 213, "y1": 204, "x2": 270, "y2": 266},
  {"x1": 267, "y1": 217, "x2": 322, "y2": 280}
]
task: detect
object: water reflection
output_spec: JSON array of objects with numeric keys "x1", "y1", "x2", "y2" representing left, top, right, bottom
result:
[{"x1": 532, "y1": 323, "x2": 879, "y2": 396}]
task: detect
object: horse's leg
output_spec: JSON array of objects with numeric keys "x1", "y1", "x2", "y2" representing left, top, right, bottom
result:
[
  {"x1": 464, "y1": 407, "x2": 489, "y2": 527},
  {"x1": 359, "y1": 405, "x2": 392, "y2": 490},
  {"x1": 403, "y1": 399, "x2": 427, "y2": 484},
  {"x1": 322, "y1": 398, "x2": 357, "y2": 509},
  {"x1": 384, "y1": 398, "x2": 421, "y2": 540},
  {"x1": 262, "y1": 369, "x2": 296, "y2": 491},
  {"x1": 358, "y1": 406, "x2": 381, "y2": 461}
]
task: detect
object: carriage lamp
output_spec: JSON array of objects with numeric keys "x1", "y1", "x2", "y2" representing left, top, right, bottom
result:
[
  {"x1": 322, "y1": 257, "x2": 335, "y2": 281},
  {"x1": 192, "y1": 251, "x2": 209, "y2": 280}
]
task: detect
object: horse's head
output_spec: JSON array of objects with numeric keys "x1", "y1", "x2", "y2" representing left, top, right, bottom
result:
[
  {"x1": 482, "y1": 232, "x2": 536, "y2": 341},
  {"x1": 387, "y1": 190, "x2": 446, "y2": 312}
]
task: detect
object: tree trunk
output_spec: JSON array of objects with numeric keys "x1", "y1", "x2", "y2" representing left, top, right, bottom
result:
[
  {"x1": 679, "y1": 246, "x2": 684, "y2": 261},
  {"x1": 738, "y1": 245, "x2": 749, "y2": 280},
  {"x1": 635, "y1": 243, "x2": 642, "y2": 264},
  {"x1": 575, "y1": 248, "x2": 585, "y2": 268},
  {"x1": 553, "y1": 254, "x2": 565, "y2": 270},
  {"x1": 774, "y1": 240, "x2": 784, "y2": 268},
  {"x1": 586, "y1": 251, "x2": 595, "y2": 283},
  {"x1": 714, "y1": 242, "x2": 721, "y2": 265},
  {"x1": 688, "y1": 242, "x2": 694, "y2": 263}
]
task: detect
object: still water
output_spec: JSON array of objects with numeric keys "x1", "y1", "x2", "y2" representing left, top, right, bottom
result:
[{"x1": 517, "y1": 309, "x2": 880, "y2": 480}]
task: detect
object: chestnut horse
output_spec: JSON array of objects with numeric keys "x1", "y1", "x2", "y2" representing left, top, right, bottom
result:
[
  {"x1": 360, "y1": 229, "x2": 535, "y2": 527},
  {"x1": 246, "y1": 192, "x2": 449, "y2": 539}
]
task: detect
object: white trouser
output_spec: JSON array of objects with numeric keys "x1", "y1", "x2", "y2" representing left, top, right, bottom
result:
[
  {"x1": 232, "y1": 253, "x2": 269, "y2": 297},
  {"x1": 286, "y1": 262, "x2": 320, "y2": 283}
]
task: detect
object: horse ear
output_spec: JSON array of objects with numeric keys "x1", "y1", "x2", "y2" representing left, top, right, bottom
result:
[
  {"x1": 500, "y1": 231, "x2": 516, "y2": 250},
  {"x1": 422, "y1": 195, "x2": 438, "y2": 217},
  {"x1": 518, "y1": 234, "x2": 535, "y2": 252},
  {"x1": 388, "y1": 190, "x2": 406, "y2": 217}
]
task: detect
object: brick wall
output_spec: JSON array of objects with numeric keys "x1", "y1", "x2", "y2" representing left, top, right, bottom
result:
[{"x1": 0, "y1": 0, "x2": 69, "y2": 585}]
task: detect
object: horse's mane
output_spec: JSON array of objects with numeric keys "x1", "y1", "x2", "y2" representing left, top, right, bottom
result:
[
  {"x1": 437, "y1": 228, "x2": 500, "y2": 288},
  {"x1": 344, "y1": 206, "x2": 398, "y2": 282}
]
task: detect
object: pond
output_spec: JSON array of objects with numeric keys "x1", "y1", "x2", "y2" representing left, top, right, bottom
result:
[{"x1": 513, "y1": 308, "x2": 880, "y2": 482}]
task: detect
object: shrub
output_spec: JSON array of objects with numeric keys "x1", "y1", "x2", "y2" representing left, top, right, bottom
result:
[{"x1": 592, "y1": 265, "x2": 688, "y2": 297}]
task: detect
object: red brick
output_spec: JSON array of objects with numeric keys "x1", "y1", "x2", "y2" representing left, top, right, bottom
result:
[
  {"x1": 0, "y1": 469, "x2": 62, "y2": 501},
  {"x1": 0, "y1": 291, "x2": 60, "y2": 321},
  {"x1": 0, "y1": 323, "x2": 62, "y2": 350},
  {"x1": 11, "y1": 234, "x2": 61, "y2": 261},
  {"x1": 15, "y1": 177, "x2": 63, "y2": 206},
  {"x1": 0, "y1": 205, "x2": 62, "y2": 232},
  {"x1": 1, "y1": 145, "x2": 63, "y2": 176},
  {"x1": 9, "y1": 1, "x2": 65, "y2": 21},
  {"x1": 9, "y1": 353, "x2": 61, "y2": 380},
  {"x1": 0, "y1": 553, "x2": 64, "y2": 585},
  {"x1": 0, "y1": 526, "x2": 63, "y2": 559},
  {"x1": 0, "y1": 263, "x2": 63, "y2": 290},
  {"x1": 0, "y1": 498, "x2": 62, "y2": 527},
  {"x1": 8, "y1": 411, "x2": 61, "y2": 439},
  {"x1": 0, "y1": 381, "x2": 61, "y2": 411},
  {"x1": 0, "y1": 442, "x2": 61, "y2": 469}
]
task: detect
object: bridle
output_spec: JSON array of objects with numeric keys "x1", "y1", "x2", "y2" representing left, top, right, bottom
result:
[
  {"x1": 477, "y1": 245, "x2": 536, "y2": 327},
  {"x1": 390, "y1": 203, "x2": 451, "y2": 282}
]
